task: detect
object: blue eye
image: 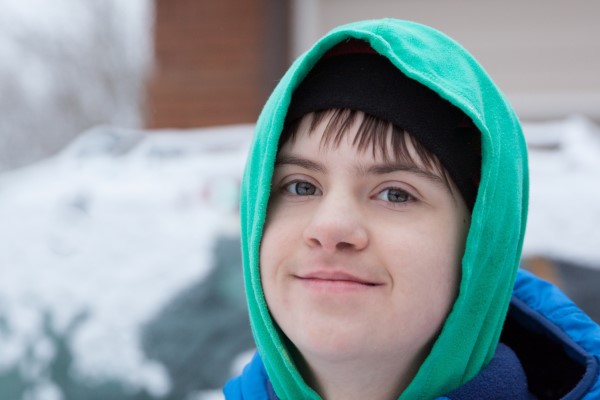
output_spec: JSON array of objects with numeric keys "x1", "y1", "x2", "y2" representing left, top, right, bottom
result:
[
  {"x1": 378, "y1": 188, "x2": 411, "y2": 203},
  {"x1": 285, "y1": 181, "x2": 320, "y2": 196}
]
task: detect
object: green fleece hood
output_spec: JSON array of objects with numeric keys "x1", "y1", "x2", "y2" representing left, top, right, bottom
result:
[{"x1": 239, "y1": 19, "x2": 528, "y2": 399}]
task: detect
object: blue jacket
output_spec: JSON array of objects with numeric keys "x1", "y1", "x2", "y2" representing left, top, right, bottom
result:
[{"x1": 224, "y1": 270, "x2": 600, "y2": 399}]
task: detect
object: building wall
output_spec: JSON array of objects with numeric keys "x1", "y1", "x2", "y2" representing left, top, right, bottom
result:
[
  {"x1": 292, "y1": 0, "x2": 600, "y2": 121},
  {"x1": 147, "y1": 0, "x2": 289, "y2": 128}
]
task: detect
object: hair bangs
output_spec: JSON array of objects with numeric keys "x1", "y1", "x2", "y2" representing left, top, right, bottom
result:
[{"x1": 280, "y1": 109, "x2": 452, "y2": 188}]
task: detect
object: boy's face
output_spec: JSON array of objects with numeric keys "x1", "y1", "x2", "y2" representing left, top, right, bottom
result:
[{"x1": 260, "y1": 113, "x2": 470, "y2": 372}]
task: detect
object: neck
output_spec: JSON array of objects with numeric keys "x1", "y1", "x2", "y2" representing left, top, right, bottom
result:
[{"x1": 296, "y1": 348, "x2": 425, "y2": 400}]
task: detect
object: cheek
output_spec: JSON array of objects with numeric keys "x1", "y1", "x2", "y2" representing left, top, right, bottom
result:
[
  {"x1": 389, "y1": 217, "x2": 465, "y2": 313},
  {"x1": 259, "y1": 221, "x2": 299, "y2": 337},
  {"x1": 423, "y1": 216, "x2": 468, "y2": 318},
  {"x1": 260, "y1": 202, "x2": 284, "y2": 271},
  {"x1": 428, "y1": 223, "x2": 465, "y2": 296},
  {"x1": 260, "y1": 198, "x2": 307, "y2": 273},
  {"x1": 259, "y1": 214, "x2": 295, "y2": 304},
  {"x1": 259, "y1": 224, "x2": 278, "y2": 295}
]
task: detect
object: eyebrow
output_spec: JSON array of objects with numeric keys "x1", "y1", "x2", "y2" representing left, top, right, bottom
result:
[
  {"x1": 366, "y1": 163, "x2": 446, "y2": 187},
  {"x1": 275, "y1": 154, "x2": 446, "y2": 188},
  {"x1": 275, "y1": 155, "x2": 326, "y2": 173}
]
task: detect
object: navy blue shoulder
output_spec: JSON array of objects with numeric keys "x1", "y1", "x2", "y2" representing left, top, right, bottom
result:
[
  {"x1": 504, "y1": 270, "x2": 600, "y2": 399},
  {"x1": 443, "y1": 342, "x2": 530, "y2": 399},
  {"x1": 443, "y1": 270, "x2": 600, "y2": 400}
]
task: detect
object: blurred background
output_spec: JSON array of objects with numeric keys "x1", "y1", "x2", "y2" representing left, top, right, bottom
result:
[{"x1": 0, "y1": 0, "x2": 599, "y2": 399}]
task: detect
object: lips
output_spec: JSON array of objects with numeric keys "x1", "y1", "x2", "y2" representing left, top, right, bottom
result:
[{"x1": 295, "y1": 270, "x2": 382, "y2": 287}]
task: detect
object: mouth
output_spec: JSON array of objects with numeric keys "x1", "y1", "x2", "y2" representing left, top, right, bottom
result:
[{"x1": 294, "y1": 271, "x2": 382, "y2": 288}]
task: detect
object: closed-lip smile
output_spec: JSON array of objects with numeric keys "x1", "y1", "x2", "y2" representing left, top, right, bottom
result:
[{"x1": 295, "y1": 270, "x2": 382, "y2": 287}]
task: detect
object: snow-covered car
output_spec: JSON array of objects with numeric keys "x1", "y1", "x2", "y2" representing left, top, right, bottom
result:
[{"x1": 0, "y1": 124, "x2": 254, "y2": 399}]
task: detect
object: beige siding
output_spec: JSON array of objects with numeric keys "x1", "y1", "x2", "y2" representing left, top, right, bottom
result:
[{"x1": 292, "y1": 0, "x2": 600, "y2": 121}]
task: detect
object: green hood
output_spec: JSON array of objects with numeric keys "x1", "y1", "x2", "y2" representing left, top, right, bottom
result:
[{"x1": 240, "y1": 19, "x2": 528, "y2": 399}]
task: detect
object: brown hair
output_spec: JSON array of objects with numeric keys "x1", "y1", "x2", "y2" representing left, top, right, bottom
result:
[{"x1": 279, "y1": 108, "x2": 453, "y2": 190}]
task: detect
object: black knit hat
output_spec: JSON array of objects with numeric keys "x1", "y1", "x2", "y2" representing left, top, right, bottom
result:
[{"x1": 285, "y1": 40, "x2": 481, "y2": 210}]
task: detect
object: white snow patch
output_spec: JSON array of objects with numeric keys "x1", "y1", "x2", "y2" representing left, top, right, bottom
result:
[
  {"x1": 522, "y1": 116, "x2": 600, "y2": 267},
  {"x1": 0, "y1": 124, "x2": 253, "y2": 395}
]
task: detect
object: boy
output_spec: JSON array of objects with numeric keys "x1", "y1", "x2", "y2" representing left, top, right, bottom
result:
[{"x1": 225, "y1": 19, "x2": 600, "y2": 399}]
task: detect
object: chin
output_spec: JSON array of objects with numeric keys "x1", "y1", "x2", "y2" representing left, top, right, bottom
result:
[{"x1": 292, "y1": 326, "x2": 373, "y2": 362}]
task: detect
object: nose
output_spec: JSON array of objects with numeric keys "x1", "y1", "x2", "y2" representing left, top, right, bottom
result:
[{"x1": 302, "y1": 194, "x2": 369, "y2": 252}]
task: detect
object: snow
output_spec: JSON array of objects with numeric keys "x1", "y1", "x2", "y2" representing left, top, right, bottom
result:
[
  {"x1": 522, "y1": 116, "x2": 600, "y2": 267},
  {"x1": 0, "y1": 124, "x2": 253, "y2": 397},
  {"x1": 0, "y1": 117, "x2": 599, "y2": 398}
]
